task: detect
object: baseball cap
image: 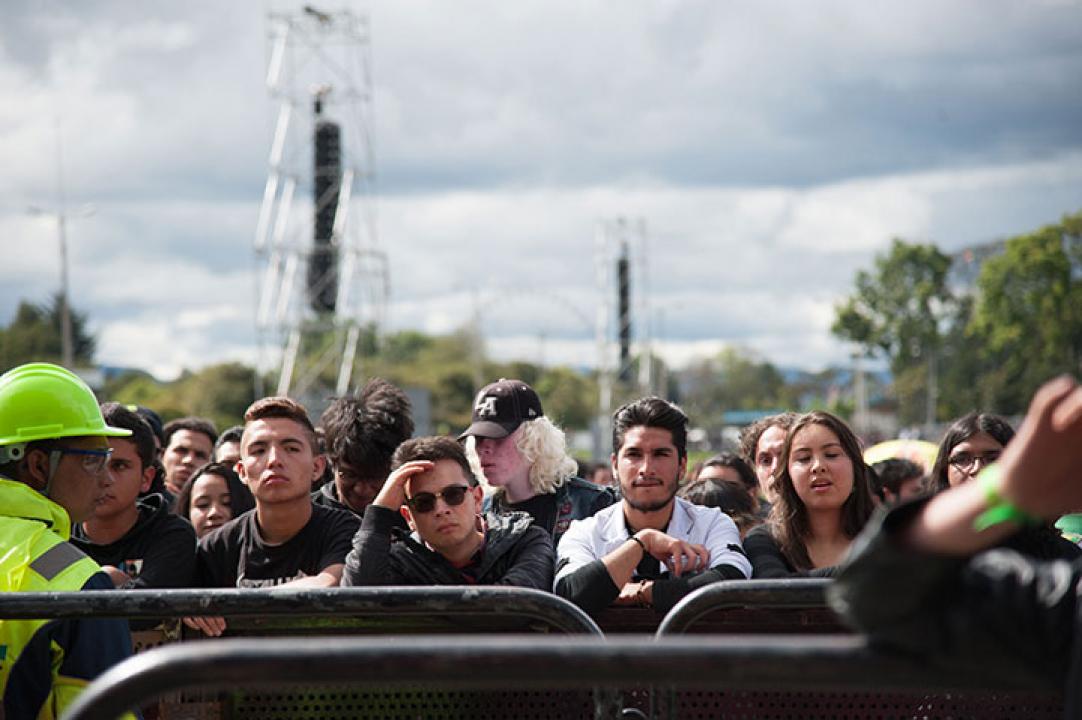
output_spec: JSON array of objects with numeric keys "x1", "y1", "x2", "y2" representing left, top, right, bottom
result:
[{"x1": 459, "y1": 379, "x2": 543, "y2": 440}]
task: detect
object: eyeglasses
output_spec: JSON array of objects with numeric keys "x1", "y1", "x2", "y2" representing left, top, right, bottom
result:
[
  {"x1": 948, "y1": 450, "x2": 1001, "y2": 474},
  {"x1": 405, "y1": 485, "x2": 471, "y2": 514},
  {"x1": 51, "y1": 447, "x2": 113, "y2": 476}
]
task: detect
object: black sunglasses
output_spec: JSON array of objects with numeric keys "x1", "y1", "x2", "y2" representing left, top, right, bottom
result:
[{"x1": 405, "y1": 485, "x2": 471, "y2": 514}]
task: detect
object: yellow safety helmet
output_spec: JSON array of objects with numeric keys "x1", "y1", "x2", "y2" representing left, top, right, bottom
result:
[{"x1": 0, "y1": 362, "x2": 130, "y2": 463}]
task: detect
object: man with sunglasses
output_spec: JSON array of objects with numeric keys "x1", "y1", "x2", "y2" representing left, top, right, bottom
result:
[
  {"x1": 342, "y1": 436, "x2": 554, "y2": 589},
  {"x1": 0, "y1": 363, "x2": 134, "y2": 719}
]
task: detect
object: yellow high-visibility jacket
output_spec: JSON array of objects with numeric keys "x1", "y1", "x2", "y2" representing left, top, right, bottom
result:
[{"x1": 1, "y1": 477, "x2": 133, "y2": 719}]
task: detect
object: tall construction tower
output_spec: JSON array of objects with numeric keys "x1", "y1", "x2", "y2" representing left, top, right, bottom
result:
[
  {"x1": 254, "y1": 6, "x2": 388, "y2": 404},
  {"x1": 594, "y1": 217, "x2": 652, "y2": 457}
]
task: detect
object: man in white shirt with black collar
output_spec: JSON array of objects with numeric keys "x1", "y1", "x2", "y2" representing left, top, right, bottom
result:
[{"x1": 554, "y1": 397, "x2": 751, "y2": 615}]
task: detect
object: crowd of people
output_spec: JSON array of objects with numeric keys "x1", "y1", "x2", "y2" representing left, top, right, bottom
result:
[{"x1": 2, "y1": 360, "x2": 1081, "y2": 718}]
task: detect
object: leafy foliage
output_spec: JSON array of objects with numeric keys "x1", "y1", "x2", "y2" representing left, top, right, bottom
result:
[
  {"x1": 0, "y1": 294, "x2": 96, "y2": 371},
  {"x1": 969, "y1": 212, "x2": 1082, "y2": 412}
]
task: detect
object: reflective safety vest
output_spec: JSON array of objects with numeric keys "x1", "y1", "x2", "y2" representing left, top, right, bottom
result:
[{"x1": 1, "y1": 477, "x2": 133, "y2": 719}]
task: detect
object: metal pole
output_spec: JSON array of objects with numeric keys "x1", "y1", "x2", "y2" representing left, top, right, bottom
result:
[{"x1": 58, "y1": 213, "x2": 74, "y2": 368}]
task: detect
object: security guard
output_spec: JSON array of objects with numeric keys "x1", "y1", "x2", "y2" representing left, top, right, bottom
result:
[{"x1": 0, "y1": 363, "x2": 134, "y2": 719}]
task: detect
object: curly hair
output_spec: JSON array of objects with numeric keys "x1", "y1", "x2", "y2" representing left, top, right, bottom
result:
[
  {"x1": 464, "y1": 416, "x2": 578, "y2": 496},
  {"x1": 321, "y1": 378, "x2": 414, "y2": 481},
  {"x1": 738, "y1": 412, "x2": 799, "y2": 466},
  {"x1": 768, "y1": 411, "x2": 875, "y2": 572},
  {"x1": 516, "y1": 416, "x2": 579, "y2": 493}
]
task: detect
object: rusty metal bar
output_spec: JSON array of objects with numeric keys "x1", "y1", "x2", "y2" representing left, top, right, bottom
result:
[
  {"x1": 0, "y1": 586, "x2": 602, "y2": 635},
  {"x1": 656, "y1": 579, "x2": 833, "y2": 636}
]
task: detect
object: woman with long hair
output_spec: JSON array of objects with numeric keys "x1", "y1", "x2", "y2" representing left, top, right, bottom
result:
[
  {"x1": 744, "y1": 411, "x2": 875, "y2": 577},
  {"x1": 173, "y1": 462, "x2": 255, "y2": 539},
  {"x1": 930, "y1": 412, "x2": 1079, "y2": 560}
]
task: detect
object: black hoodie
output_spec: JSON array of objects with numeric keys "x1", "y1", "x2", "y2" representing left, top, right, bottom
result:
[
  {"x1": 72, "y1": 493, "x2": 197, "y2": 589},
  {"x1": 342, "y1": 507, "x2": 554, "y2": 590}
]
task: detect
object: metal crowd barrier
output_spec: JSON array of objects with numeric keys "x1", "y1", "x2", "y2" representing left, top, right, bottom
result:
[
  {"x1": 655, "y1": 578, "x2": 836, "y2": 635},
  {"x1": 0, "y1": 585, "x2": 603, "y2": 636},
  {"x1": 61, "y1": 634, "x2": 1064, "y2": 720}
]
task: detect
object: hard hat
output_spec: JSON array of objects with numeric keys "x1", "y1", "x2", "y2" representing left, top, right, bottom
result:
[{"x1": 0, "y1": 363, "x2": 131, "y2": 457}]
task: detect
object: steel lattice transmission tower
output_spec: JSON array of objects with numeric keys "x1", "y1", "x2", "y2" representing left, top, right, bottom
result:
[{"x1": 254, "y1": 6, "x2": 388, "y2": 402}]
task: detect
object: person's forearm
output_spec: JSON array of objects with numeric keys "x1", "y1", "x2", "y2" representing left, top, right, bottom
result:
[
  {"x1": 279, "y1": 568, "x2": 342, "y2": 588},
  {"x1": 903, "y1": 473, "x2": 1019, "y2": 556},
  {"x1": 601, "y1": 534, "x2": 646, "y2": 588},
  {"x1": 554, "y1": 560, "x2": 620, "y2": 614}
]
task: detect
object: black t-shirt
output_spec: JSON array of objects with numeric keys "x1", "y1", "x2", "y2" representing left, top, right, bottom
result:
[
  {"x1": 506, "y1": 493, "x2": 558, "y2": 536},
  {"x1": 71, "y1": 493, "x2": 197, "y2": 589},
  {"x1": 196, "y1": 503, "x2": 360, "y2": 588}
]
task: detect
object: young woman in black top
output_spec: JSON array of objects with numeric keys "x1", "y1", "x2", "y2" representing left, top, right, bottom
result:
[{"x1": 744, "y1": 411, "x2": 875, "y2": 578}]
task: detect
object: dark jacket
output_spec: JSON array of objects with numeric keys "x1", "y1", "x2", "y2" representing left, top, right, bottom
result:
[
  {"x1": 484, "y1": 476, "x2": 617, "y2": 542},
  {"x1": 829, "y1": 498, "x2": 1081, "y2": 713},
  {"x1": 72, "y1": 493, "x2": 197, "y2": 589},
  {"x1": 342, "y1": 506, "x2": 554, "y2": 590},
  {"x1": 311, "y1": 482, "x2": 353, "y2": 514}
]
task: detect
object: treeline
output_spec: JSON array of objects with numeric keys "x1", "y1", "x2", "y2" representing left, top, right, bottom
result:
[
  {"x1": 3, "y1": 210, "x2": 1078, "y2": 434},
  {"x1": 833, "y1": 210, "x2": 1082, "y2": 423}
]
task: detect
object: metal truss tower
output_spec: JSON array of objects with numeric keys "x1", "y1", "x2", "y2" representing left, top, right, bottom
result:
[
  {"x1": 593, "y1": 217, "x2": 651, "y2": 458},
  {"x1": 254, "y1": 5, "x2": 388, "y2": 403}
]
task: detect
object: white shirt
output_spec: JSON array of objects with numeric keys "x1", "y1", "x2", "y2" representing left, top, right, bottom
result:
[{"x1": 554, "y1": 496, "x2": 751, "y2": 587}]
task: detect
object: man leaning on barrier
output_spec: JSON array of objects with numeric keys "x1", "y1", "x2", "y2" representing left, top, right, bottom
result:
[
  {"x1": 0, "y1": 363, "x2": 135, "y2": 719},
  {"x1": 342, "y1": 436, "x2": 555, "y2": 589},
  {"x1": 187, "y1": 396, "x2": 360, "y2": 636},
  {"x1": 830, "y1": 375, "x2": 1082, "y2": 714},
  {"x1": 555, "y1": 397, "x2": 751, "y2": 615}
]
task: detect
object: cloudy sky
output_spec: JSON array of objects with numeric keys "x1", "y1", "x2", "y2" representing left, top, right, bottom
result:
[{"x1": 2, "y1": 1, "x2": 1081, "y2": 381}]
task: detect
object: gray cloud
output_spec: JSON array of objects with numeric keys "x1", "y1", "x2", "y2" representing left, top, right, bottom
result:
[{"x1": 2, "y1": 1, "x2": 1081, "y2": 380}]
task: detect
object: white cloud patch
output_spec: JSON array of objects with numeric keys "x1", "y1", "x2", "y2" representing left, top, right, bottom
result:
[{"x1": 1, "y1": 1, "x2": 1081, "y2": 384}]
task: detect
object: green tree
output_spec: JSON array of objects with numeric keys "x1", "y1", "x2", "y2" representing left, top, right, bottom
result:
[
  {"x1": 832, "y1": 239, "x2": 955, "y2": 424},
  {"x1": 969, "y1": 212, "x2": 1082, "y2": 413},
  {"x1": 0, "y1": 294, "x2": 96, "y2": 370},
  {"x1": 106, "y1": 362, "x2": 256, "y2": 430},
  {"x1": 680, "y1": 346, "x2": 789, "y2": 430}
]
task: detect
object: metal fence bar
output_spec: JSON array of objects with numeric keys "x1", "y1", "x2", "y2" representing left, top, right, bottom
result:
[
  {"x1": 656, "y1": 578, "x2": 833, "y2": 636},
  {"x1": 0, "y1": 586, "x2": 602, "y2": 635},
  {"x1": 61, "y1": 634, "x2": 1059, "y2": 720}
]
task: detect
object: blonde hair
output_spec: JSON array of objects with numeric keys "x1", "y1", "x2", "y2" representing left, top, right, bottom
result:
[
  {"x1": 464, "y1": 417, "x2": 578, "y2": 497},
  {"x1": 517, "y1": 416, "x2": 579, "y2": 494}
]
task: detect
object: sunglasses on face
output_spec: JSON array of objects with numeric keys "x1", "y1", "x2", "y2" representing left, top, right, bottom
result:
[{"x1": 405, "y1": 484, "x2": 471, "y2": 514}]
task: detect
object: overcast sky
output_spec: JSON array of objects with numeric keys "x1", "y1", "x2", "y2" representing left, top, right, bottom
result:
[{"x1": 2, "y1": 1, "x2": 1081, "y2": 380}]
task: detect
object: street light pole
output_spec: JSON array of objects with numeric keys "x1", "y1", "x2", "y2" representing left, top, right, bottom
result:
[
  {"x1": 57, "y1": 212, "x2": 73, "y2": 368},
  {"x1": 28, "y1": 121, "x2": 93, "y2": 369}
]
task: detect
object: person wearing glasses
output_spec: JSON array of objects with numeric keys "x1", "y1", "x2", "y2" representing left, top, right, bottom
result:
[
  {"x1": 830, "y1": 376, "x2": 1082, "y2": 713},
  {"x1": 71, "y1": 403, "x2": 197, "y2": 590},
  {"x1": 929, "y1": 411, "x2": 1079, "y2": 560},
  {"x1": 342, "y1": 436, "x2": 554, "y2": 589},
  {"x1": 0, "y1": 363, "x2": 135, "y2": 719}
]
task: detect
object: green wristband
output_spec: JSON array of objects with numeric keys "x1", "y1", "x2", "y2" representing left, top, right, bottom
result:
[{"x1": 972, "y1": 464, "x2": 1040, "y2": 531}]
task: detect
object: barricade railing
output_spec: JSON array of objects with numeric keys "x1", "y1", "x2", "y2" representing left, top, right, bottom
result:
[
  {"x1": 61, "y1": 634, "x2": 1063, "y2": 720},
  {"x1": 655, "y1": 578, "x2": 835, "y2": 636},
  {"x1": 0, "y1": 586, "x2": 603, "y2": 636}
]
